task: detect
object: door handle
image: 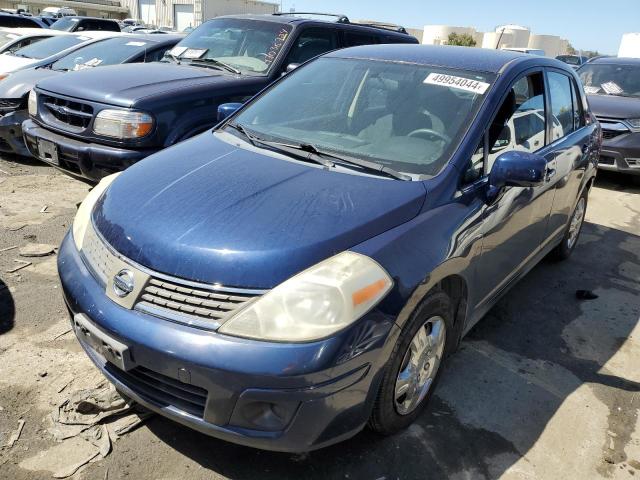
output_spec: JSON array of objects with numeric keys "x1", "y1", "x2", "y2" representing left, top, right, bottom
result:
[{"x1": 546, "y1": 167, "x2": 556, "y2": 182}]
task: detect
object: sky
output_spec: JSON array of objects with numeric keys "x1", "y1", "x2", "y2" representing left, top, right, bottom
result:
[{"x1": 279, "y1": 0, "x2": 638, "y2": 55}]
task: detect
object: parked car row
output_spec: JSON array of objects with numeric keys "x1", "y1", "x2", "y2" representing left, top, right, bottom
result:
[
  {"x1": 0, "y1": 10, "x2": 121, "y2": 32},
  {"x1": 0, "y1": 11, "x2": 603, "y2": 453}
]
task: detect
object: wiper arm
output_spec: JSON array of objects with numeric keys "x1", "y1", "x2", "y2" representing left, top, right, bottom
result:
[
  {"x1": 225, "y1": 123, "x2": 333, "y2": 168},
  {"x1": 189, "y1": 58, "x2": 240, "y2": 75},
  {"x1": 309, "y1": 147, "x2": 411, "y2": 181}
]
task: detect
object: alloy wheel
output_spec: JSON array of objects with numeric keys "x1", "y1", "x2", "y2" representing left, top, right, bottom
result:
[{"x1": 567, "y1": 197, "x2": 586, "y2": 249}]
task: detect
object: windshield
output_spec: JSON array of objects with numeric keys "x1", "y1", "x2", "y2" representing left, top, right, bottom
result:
[
  {"x1": 166, "y1": 18, "x2": 292, "y2": 74},
  {"x1": 578, "y1": 63, "x2": 640, "y2": 98},
  {"x1": 232, "y1": 57, "x2": 493, "y2": 177},
  {"x1": 51, "y1": 37, "x2": 152, "y2": 71},
  {"x1": 50, "y1": 17, "x2": 79, "y2": 31},
  {"x1": 13, "y1": 35, "x2": 86, "y2": 59}
]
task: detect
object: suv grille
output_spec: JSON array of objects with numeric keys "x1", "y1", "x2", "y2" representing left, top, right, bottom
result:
[
  {"x1": 80, "y1": 224, "x2": 117, "y2": 287},
  {"x1": 137, "y1": 278, "x2": 257, "y2": 324},
  {"x1": 105, "y1": 363, "x2": 208, "y2": 418},
  {"x1": 602, "y1": 130, "x2": 626, "y2": 140},
  {"x1": 41, "y1": 94, "x2": 93, "y2": 130}
]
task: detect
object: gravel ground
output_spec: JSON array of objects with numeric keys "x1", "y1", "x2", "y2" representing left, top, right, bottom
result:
[{"x1": 0, "y1": 153, "x2": 638, "y2": 480}]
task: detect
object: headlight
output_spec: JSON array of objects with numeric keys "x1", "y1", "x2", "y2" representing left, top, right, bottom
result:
[
  {"x1": 219, "y1": 252, "x2": 393, "y2": 342},
  {"x1": 28, "y1": 89, "x2": 37, "y2": 116},
  {"x1": 626, "y1": 118, "x2": 640, "y2": 130},
  {"x1": 93, "y1": 109, "x2": 154, "y2": 139},
  {"x1": 72, "y1": 173, "x2": 120, "y2": 251}
]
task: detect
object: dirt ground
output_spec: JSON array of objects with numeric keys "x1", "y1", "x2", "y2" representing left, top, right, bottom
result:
[{"x1": 0, "y1": 154, "x2": 638, "y2": 480}]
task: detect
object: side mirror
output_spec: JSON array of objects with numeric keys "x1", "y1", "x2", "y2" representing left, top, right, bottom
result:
[
  {"x1": 488, "y1": 150, "x2": 546, "y2": 195},
  {"x1": 217, "y1": 102, "x2": 243, "y2": 122}
]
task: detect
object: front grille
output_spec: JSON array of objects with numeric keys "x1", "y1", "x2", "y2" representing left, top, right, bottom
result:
[
  {"x1": 0, "y1": 98, "x2": 22, "y2": 113},
  {"x1": 80, "y1": 224, "x2": 117, "y2": 286},
  {"x1": 41, "y1": 94, "x2": 93, "y2": 130},
  {"x1": 602, "y1": 129, "x2": 626, "y2": 140},
  {"x1": 105, "y1": 363, "x2": 208, "y2": 418},
  {"x1": 136, "y1": 278, "x2": 258, "y2": 326},
  {"x1": 599, "y1": 155, "x2": 615, "y2": 165},
  {"x1": 626, "y1": 158, "x2": 640, "y2": 168}
]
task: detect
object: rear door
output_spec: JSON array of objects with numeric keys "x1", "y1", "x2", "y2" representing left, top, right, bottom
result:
[{"x1": 543, "y1": 68, "x2": 597, "y2": 243}]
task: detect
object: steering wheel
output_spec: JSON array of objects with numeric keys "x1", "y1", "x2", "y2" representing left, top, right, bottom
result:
[{"x1": 407, "y1": 128, "x2": 451, "y2": 144}]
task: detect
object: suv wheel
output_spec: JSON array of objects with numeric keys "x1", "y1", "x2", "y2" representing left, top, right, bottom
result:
[{"x1": 368, "y1": 291, "x2": 453, "y2": 434}]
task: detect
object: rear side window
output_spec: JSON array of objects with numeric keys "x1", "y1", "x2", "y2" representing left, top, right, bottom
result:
[
  {"x1": 548, "y1": 71, "x2": 577, "y2": 140},
  {"x1": 0, "y1": 16, "x2": 41, "y2": 28},
  {"x1": 284, "y1": 28, "x2": 339, "y2": 65},
  {"x1": 344, "y1": 31, "x2": 379, "y2": 47}
]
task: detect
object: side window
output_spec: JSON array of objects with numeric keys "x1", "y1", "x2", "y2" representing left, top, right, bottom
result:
[
  {"x1": 344, "y1": 31, "x2": 378, "y2": 47},
  {"x1": 548, "y1": 71, "x2": 576, "y2": 140},
  {"x1": 570, "y1": 79, "x2": 584, "y2": 131},
  {"x1": 283, "y1": 28, "x2": 339, "y2": 67},
  {"x1": 487, "y1": 73, "x2": 546, "y2": 171},
  {"x1": 463, "y1": 138, "x2": 485, "y2": 184}
]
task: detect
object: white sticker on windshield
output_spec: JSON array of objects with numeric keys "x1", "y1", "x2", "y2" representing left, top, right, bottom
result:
[
  {"x1": 183, "y1": 48, "x2": 207, "y2": 59},
  {"x1": 84, "y1": 58, "x2": 103, "y2": 66},
  {"x1": 424, "y1": 73, "x2": 490, "y2": 94},
  {"x1": 584, "y1": 86, "x2": 600, "y2": 94},
  {"x1": 126, "y1": 41, "x2": 147, "y2": 47},
  {"x1": 601, "y1": 81, "x2": 623, "y2": 95},
  {"x1": 169, "y1": 46, "x2": 187, "y2": 57}
]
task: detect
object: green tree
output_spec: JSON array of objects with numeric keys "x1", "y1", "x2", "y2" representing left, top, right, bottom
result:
[
  {"x1": 566, "y1": 43, "x2": 577, "y2": 55},
  {"x1": 446, "y1": 32, "x2": 477, "y2": 47}
]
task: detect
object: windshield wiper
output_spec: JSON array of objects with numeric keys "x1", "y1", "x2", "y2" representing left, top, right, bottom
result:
[
  {"x1": 166, "y1": 52, "x2": 181, "y2": 64},
  {"x1": 225, "y1": 123, "x2": 333, "y2": 168},
  {"x1": 189, "y1": 57, "x2": 240, "y2": 75},
  {"x1": 308, "y1": 147, "x2": 411, "y2": 181}
]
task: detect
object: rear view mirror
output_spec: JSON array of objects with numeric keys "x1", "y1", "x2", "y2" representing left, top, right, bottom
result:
[
  {"x1": 217, "y1": 102, "x2": 243, "y2": 122},
  {"x1": 488, "y1": 150, "x2": 546, "y2": 196}
]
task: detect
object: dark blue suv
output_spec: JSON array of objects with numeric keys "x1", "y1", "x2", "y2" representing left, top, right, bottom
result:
[
  {"x1": 59, "y1": 45, "x2": 600, "y2": 452},
  {"x1": 23, "y1": 13, "x2": 417, "y2": 182}
]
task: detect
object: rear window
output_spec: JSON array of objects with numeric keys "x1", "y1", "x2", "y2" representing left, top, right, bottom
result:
[
  {"x1": 50, "y1": 17, "x2": 80, "y2": 31},
  {"x1": 51, "y1": 37, "x2": 157, "y2": 71},
  {"x1": 0, "y1": 16, "x2": 41, "y2": 28},
  {"x1": 12, "y1": 35, "x2": 87, "y2": 59}
]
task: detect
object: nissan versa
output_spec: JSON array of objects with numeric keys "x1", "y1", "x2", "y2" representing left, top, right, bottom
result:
[{"x1": 58, "y1": 45, "x2": 600, "y2": 452}]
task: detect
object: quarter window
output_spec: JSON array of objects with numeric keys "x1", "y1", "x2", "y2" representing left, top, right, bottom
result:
[
  {"x1": 487, "y1": 73, "x2": 546, "y2": 171},
  {"x1": 344, "y1": 31, "x2": 378, "y2": 47},
  {"x1": 548, "y1": 71, "x2": 577, "y2": 140}
]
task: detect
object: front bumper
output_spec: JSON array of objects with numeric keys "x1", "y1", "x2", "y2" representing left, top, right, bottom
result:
[
  {"x1": 58, "y1": 232, "x2": 395, "y2": 452},
  {"x1": 22, "y1": 119, "x2": 156, "y2": 183},
  {"x1": 0, "y1": 109, "x2": 30, "y2": 156},
  {"x1": 598, "y1": 130, "x2": 640, "y2": 176}
]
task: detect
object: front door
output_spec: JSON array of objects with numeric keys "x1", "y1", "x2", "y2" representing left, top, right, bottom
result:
[{"x1": 474, "y1": 70, "x2": 557, "y2": 309}]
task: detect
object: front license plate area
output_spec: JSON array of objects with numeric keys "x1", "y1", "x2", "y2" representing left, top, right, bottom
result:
[
  {"x1": 37, "y1": 138, "x2": 59, "y2": 166},
  {"x1": 73, "y1": 314, "x2": 134, "y2": 371}
]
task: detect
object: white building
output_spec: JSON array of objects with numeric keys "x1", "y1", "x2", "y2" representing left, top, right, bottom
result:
[
  {"x1": 121, "y1": 0, "x2": 278, "y2": 31},
  {"x1": 494, "y1": 24, "x2": 530, "y2": 48},
  {"x1": 619, "y1": 33, "x2": 640, "y2": 58},
  {"x1": 422, "y1": 25, "x2": 477, "y2": 45},
  {"x1": 528, "y1": 34, "x2": 566, "y2": 58}
]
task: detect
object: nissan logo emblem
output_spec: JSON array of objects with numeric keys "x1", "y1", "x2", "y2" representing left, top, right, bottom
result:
[{"x1": 113, "y1": 269, "x2": 134, "y2": 298}]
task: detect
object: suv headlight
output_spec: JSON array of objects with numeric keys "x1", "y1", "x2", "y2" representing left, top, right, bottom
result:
[
  {"x1": 28, "y1": 89, "x2": 37, "y2": 116},
  {"x1": 626, "y1": 118, "x2": 640, "y2": 130},
  {"x1": 93, "y1": 109, "x2": 154, "y2": 139},
  {"x1": 219, "y1": 252, "x2": 393, "y2": 342},
  {"x1": 72, "y1": 173, "x2": 120, "y2": 251}
]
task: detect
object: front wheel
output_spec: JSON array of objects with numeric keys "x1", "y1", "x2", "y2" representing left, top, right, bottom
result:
[
  {"x1": 551, "y1": 190, "x2": 588, "y2": 261},
  {"x1": 368, "y1": 291, "x2": 453, "y2": 435}
]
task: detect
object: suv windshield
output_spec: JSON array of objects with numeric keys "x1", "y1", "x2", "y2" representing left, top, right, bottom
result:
[
  {"x1": 12, "y1": 35, "x2": 86, "y2": 59},
  {"x1": 232, "y1": 57, "x2": 493, "y2": 177},
  {"x1": 166, "y1": 18, "x2": 292, "y2": 74},
  {"x1": 578, "y1": 63, "x2": 640, "y2": 98},
  {"x1": 50, "y1": 17, "x2": 79, "y2": 31},
  {"x1": 51, "y1": 37, "x2": 151, "y2": 71}
]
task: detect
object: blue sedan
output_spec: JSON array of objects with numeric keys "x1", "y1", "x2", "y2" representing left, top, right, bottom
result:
[{"x1": 58, "y1": 45, "x2": 600, "y2": 452}]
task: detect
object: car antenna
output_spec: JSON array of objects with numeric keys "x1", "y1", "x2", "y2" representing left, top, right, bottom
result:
[{"x1": 495, "y1": 27, "x2": 505, "y2": 49}]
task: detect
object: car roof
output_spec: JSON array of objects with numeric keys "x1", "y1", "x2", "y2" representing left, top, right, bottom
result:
[
  {"x1": 324, "y1": 44, "x2": 565, "y2": 74},
  {"x1": 61, "y1": 16, "x2": 118, "y2": 21},
  {"x1": 213, "y1": 13, "x2": 411, "y2": 38},
  {"x1": 121, "y1": 33, "x2": 183, "y2": 45},
  {"x1": 587, "y1": 56, "x2": 640, "y2": 65}
]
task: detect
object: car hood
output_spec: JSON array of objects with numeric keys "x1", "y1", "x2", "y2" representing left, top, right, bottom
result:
[
  {"x1": 36, "y1": 62, "x2": 237, "y2": 108},
  {"x1": 93, "y1": 133, "x2": 427, "y2": 289},
  {"x1": 0, "y1": 66, "x2": 60, "y2": 99},
  {"x1": 0, "y1": 54, "x2": 36, "y2": 74},
  {"x1": 587, "y1": 94, "x2": 640, "y2": 119}
]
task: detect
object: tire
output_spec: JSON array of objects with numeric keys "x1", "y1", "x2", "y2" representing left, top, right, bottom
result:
[
  {"x1": 551, "y1": 189, "x2": 588, "y2": 261},
  {"x1": 368, "y1": 290, "x2": 455, "y2": 435}
]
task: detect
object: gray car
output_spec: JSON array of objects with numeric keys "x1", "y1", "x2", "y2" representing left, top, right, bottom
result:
[{"x1": 0, "y1": 34, "x2": 180, "y2": 156}]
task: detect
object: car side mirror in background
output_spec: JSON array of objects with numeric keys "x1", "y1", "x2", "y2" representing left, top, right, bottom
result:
[
  {"x1": 217, "y1": 102, "x2": 243, "y2": 122},
  {"x1": 487, "y1": 150, "x2": 546, "y2": 199}
]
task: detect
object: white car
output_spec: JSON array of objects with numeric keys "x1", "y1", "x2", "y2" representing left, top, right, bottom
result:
[
  {"x1": 0, "y1": 31, "x2": 121, "y2": 78},
  {"x1": 40, "y1": 7, "x2": 77, "y2": 19},
  {"x1": 0, "y1": 28, "x2": 70, "y2": 55}
]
